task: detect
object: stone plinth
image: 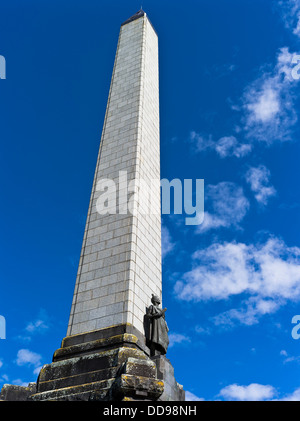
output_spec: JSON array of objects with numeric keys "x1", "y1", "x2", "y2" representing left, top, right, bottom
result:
[
  {"x1": 152, "y1": 355, "x2": 185, "y2": 401},
  {"x1": 30, "y1": 324, "x2": 165, "y2": 401}
]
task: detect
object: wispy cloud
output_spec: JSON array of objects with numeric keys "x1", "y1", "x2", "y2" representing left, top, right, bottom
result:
[
  {"x1": 1, "y1": 374, "x2": 9, "y2": 383},
  {"x1": 15, "y1": 349, "x2": 43, "y2": 376},
  {"x1": 278, "y1": 387, "x2": 300, "y2": 401},
  {"x1": 189, "y1": 132, "x2": 252, "y2": 159},
  {"x1": 161, "y1": 224, "x2": 175, "y2": 259},
  {"x1": 245, "y1": 165, "x2": 277, "y2": 205},
  {"x1": 198, "y1": 182, "x2": 249, "y2": 233},
  {"x1": 191, "y1": 47, "x2": 300, "y2": 159},
  {"x1": 215, "y1": 136, "x2": 252, "y2": 158},
  {"x1": 25, "y1": 319, "x2": 48, "y2": 334},
  {"x1": 195, "y1": 325, "x2": 211, "y2": 335},
  {"x1": 213, "y1": 296, "x2": 281, "y2": 327},
  {"x1": 168, "y1": 332, "x2": 191, "y2": 348},
  {"x1": 185, "y1": 390, "x2": 205, "y2": 401},
  {"x1": 277, "y1": 0, "x2": 300, "y2": 37},
  {"x1": 16, "y1": 349, "x2": 42, "y2": 367},
  {"x1": 279, "y1": 349, "x2": 300, "y2": 364},
  {"x1": 17, "y1": 310, "x2": 50, "y2": 343},
  {"x1": 241, "y1": 47, "x2": 298, "y2": 143},
  {"x1": 11, "y1": 379, "x2": 32, "y2": 387}
]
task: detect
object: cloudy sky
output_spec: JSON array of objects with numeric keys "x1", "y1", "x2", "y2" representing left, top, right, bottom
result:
[{"x1": 1, "y1": 0, "x2": 300, "y2": 401}]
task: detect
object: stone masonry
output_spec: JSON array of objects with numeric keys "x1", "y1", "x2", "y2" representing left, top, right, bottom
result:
[{"x1": 67, "y1": 10, "x2": 162, "y2": 337}]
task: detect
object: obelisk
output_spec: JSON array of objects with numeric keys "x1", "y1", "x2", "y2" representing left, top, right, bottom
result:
[
  {"x1": 30, "y1": 10, "x2": 184, "y2": 401},
  {"x1": 67, "y1": 9, "x2": 161, "y2": 337}
]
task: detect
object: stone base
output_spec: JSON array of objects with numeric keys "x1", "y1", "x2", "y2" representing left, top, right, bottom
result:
[
  {"x1": 0, "y1": 383, "x2": 36, "y2": 401},
  {"x1": 152, "y1": 355, "x2": 185, "y2": 401},
  {"x1": 28, "y1": 323, "x2": 184, "y2": 401}
]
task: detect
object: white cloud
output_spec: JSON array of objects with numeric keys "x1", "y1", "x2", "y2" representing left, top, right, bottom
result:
[
  {"x1": 185, "y1": 390, "x2": 205, "y2": 401},
  {"x1": 245, "y1": 165, "x2": 277, "y2": 205},
  {"x1": 168, "y1": 333, "x2": 190, "y2": 348},
  {"x1": 195, "y1": 325, "x2": 211, "y2": 335},
  {"x1": 219, "y1": 383, "x2": 276, "y2": 401},
  {"x1": 12, "y1": 379, "x2": 31, "y2": 387},
  {"x1": 189, "y1": 131, "x2": 251, "y2": 159},
  {"x1": 213, "y1": 296, "x2": 281, "y2": 327},
  {"x1": 175, "y1": 241, "x2": 251, "y2": 301},
  {"x1": 175, "y1": 236, "x2": 300, "y2": 325},
  {"x1": 16, "y1": 349, "x2": 42, "y2": 371},
  {"x1": 279, "y1": 387, "x2": 300, "y2": 401},
  {"x1": 1, "y1": 374, "x2": 8, "y2": 382},
  {"x1": 198, "y1": 182, "x2": 249, "y2": 233},
  {"x1": 189, "y1": 131, "x2": 214, "y2": 153},
  {"x1": 215, "y1": 136, "x2": 252, "y2": 158},
  {"x1": 190, "y1": 47, "x2": 299, "y2": 157},
  {"x1": 25, "y1": 319, "x2": 48, "y2": 334},
  {"x1": 246, "y1": 83, "x2": 280, "y2": 123},
  {"x1": 242, "y1": 47, "x2": 298, "y2": 143},
  {"x1": 276, "y1": 47, "x2": 297, "y2": 82},
  {"x1": 198, "y1": 212, "x2": 228, "y2": 232},
  {"x1": 17, "y1": 310, "x2": 50, "y2": 342},
  {"x1": 279, "y1": 349, "x2": 300, "y2": 364},
  {"x1": 278, "y1": 0, "x2": 300, "y2": 37},
  {"x1": 33, "y1": 365, "x2": 43, "y2": 376}
]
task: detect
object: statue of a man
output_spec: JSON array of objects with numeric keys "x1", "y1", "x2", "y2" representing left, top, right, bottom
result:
[{"x1": 145, "y1": 294, "x2": 169, "y2": 356}]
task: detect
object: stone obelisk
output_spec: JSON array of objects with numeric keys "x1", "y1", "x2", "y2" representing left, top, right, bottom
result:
[
  {"x1": 67, "y1": 9, "x2": 161, "y2": 337},
  {"x1": 30, "y1": 10, "x2": 184, "y2": 402}
]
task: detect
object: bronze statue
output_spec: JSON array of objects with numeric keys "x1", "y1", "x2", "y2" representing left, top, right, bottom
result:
[{"x1": 145, "y1": 294, "x2": 169, "y2": 356}]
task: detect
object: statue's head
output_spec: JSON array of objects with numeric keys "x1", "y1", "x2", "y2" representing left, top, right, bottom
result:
[{"x1": 151, "y1": 294, "x2": 161, "y2": 305}]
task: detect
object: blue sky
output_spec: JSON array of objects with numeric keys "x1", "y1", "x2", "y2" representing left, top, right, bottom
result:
[{"x1": 1, "y1": 0, "x2": 300, "y2": 401}]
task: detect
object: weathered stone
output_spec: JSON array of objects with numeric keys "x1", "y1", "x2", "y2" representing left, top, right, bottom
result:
[
  {"x1": 123, "y1": 357, "x2": 156, "y2": 379},
  {"x1": 152, "y1": 355, "x2": 185, "y2": 401},
  {"x1": 112, "y1": 374, "x2": 164, "y2": 401},
  {"x1": 0, "y1": 383, "x2": 36, "y2": 401},
  {"x1": 30, "y1": 323, "x2": 165, "y2": 401},
  {"x1": 31, "y1": 379, "x2": 114, "y2": 401}
]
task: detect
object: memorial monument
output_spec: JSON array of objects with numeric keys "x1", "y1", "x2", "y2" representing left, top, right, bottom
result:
[{"x1": 2, "y1": 10, "x2": 185, "y2": 401}]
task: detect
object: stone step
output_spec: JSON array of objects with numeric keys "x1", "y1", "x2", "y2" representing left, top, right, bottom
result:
[
  {"x1": 38, "y1": 366, "x2": 119, "y2": 392},
  {"x1": 53, "y1": 333, "x2": 140, "y2": 361},
  {"x1": 30, "y1": 379, "x2": 114, "y2": 401},
  {"x1": 39, "y1": 347, "x2": 147, "y2": 384}
]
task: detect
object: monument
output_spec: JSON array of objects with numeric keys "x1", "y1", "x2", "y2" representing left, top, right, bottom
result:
[{"x1": 4, "y1": 10, "x2": 184, "y2": 401}]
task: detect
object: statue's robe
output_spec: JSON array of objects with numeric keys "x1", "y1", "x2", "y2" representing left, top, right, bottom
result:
[{"x1": 145, "y1": 304, "x2": 169, "y2": 354}]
